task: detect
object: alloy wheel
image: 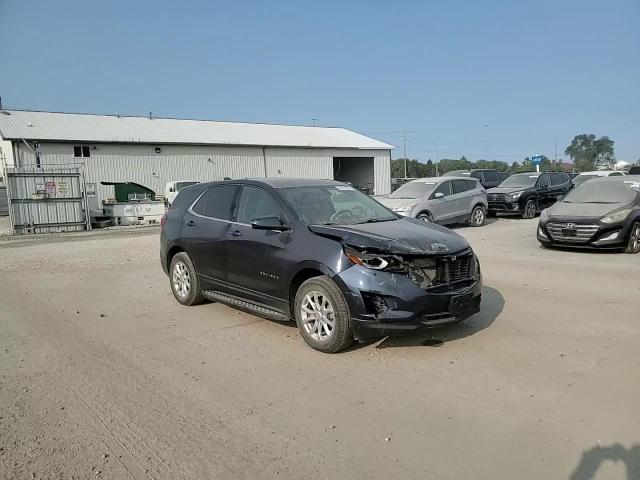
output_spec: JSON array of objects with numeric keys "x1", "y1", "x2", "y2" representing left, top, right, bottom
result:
[
  {"x1": 631, "y1": 225, "x2": 640, "y2": 253},
  {"x1": 472, "y1": 207, "x2": 484, "y2": 225},
  {"x1": 525, "y1": 201, "x2": 536, "y2": 218},
  {"x1": 172, "y1": 261, "x2": 191, "y2": 298},
  {"x1": 300, "y1": 291, "x2": 335, "y2": 342}
]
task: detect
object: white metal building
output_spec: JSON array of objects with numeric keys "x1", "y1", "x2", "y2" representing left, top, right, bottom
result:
[{"x1": 0, "y1": 110, "x2": 394, "y2": 209}]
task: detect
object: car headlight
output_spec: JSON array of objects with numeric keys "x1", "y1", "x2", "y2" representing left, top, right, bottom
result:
[
  {"x1": 508, "y1": 191, "x2": 523, "y2": 201},
  {"x1": 539, "y1": 209, "x2": 549, "y2": 223},
  {"x1": 601, "y1": 209, "x2": 631, "y2": 224},
  {"x1": 392, "y1": 205, "x2": 414, "y2": 213}
]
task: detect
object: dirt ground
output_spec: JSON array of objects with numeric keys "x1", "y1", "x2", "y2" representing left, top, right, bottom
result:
[{"x1": 0, "y1": 218, "x2": 638, "y2": 480}]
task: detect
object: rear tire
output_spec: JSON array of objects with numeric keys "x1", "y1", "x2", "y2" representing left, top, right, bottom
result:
[
  {"x1": 625, "y1": 222, "x2": 640, "y2": 254},
  {"x1": 469, "y1": 205, "x2": 485, "y2": 227},
  {"x1": 294, "y1": 276, "x2": 353, "y2": 353},
  {"x1": 416, "y1": 212, "x2": 433, "y2": 223},
  {"x1": 169, "y1": 252, "x2": 204, "y2": 306},
  {"x1": 522, "y1": 199, "x2": 537, "y2": 219}
]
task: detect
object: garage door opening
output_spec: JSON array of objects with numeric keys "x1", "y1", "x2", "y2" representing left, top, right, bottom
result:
[{"x1": 333, "y1": 157, "x2": 374, "y2": 194}]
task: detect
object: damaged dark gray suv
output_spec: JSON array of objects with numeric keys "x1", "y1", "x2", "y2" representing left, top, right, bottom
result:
[{"x1": 160, "y1": 178, "x2": 482, "y2": 353}]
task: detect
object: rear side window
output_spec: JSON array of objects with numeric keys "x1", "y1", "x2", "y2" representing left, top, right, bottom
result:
[
  {"x1": 551, "y1": 173, "x2": 568, "y2": 185},
  {"x1": 192, "y1": 184, "x2": 238, "y2": 220},
  {"x1": 432, "y1": 181, "x2": 452, "y2": 198},
  {"x1": 466, "y1": 179, "x2": 479, "y2": 190},
  {"x1": 452, "y1": 180, "x2": 471, "y2": 194},
  {"x1": 236, "y1": 186, "x2": 284, "y2": 223},
  {"x1": 171, "y1": 186, "x2": 204, "y2": 211},
  {"x1": 471, "y1": 172, "x2": 484, "y2": 181},
  {"x1": 483, "y1": 171, "x2": 498, "y2": 182}
]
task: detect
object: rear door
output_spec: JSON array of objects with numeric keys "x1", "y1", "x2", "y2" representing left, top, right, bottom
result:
[
  {"x1": 428, "y1": 181, "x2": 456, "y2": 223},
  {"x1": 224, "y1": 185, "x2": 291, "y2": 310},
  {"x1": 182, "y1": 184, "x2": 240, "y2": 284}
]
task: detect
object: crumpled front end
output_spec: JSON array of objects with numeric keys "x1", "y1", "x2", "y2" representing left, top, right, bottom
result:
[{"x1": 334, "y1": 246, "x2": 482, "y2": 340}]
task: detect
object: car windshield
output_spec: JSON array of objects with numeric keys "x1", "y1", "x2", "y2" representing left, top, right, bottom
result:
[
  {"x1": 572, "y1": 175, "x2": 599, "y2": 187},
  {"x1": 499, "y1": 174, "x2": 539, "y2": 188},
  {"x1": 562, "y1": 181, "x2": 638, "y2": 204},
  {"x1": 387, "y1": 180, "x2": 437, "y2": 199},
  {"x1": 280, "y1": 185, "x2": 398, "y2": 226},
  {"x1": 176, "y1": 181, "x2": 199, "y2": 191}
]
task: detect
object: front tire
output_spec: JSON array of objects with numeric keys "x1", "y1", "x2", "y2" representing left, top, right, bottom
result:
[
  {"x1": 625, "y1": 222, "x2": 640, "y2": 254},
  {"x1": 522, "y1": 199, "x2": 537, "y2": 219},
  {"x1": 469, "y1": 205, "x2": 485, "y2": 227},
  {"x1": 169, "y1": 252, "x2": 204, "y2": 306},
  {"x1": 416, "y1": 212, "x2": 433, "y2": 223},
  {"x1": 294, "y1": 276, "x2": 353, "y2": 353}
]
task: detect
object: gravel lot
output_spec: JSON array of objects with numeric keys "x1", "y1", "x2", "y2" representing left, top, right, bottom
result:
[{"x1": 0, "y1": 218, "x2": 638, "y2": 480}]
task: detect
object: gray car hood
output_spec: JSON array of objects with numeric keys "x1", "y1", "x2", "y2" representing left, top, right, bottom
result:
[
  {"x1": 546, "y1": 201, "x2": 625, "y2": 219},
  {"x1": 308, "y1": 218, "x2": 470, "y2": 255},
  {"x1": 377, "y1": 197, "x2": 420, "y2": 209}
]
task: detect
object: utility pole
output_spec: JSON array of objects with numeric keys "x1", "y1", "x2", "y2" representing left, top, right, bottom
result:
[
  {"x1": 554, "y1": 138, "x2": 558, "y2": 167},
  {"x1": 312, "y1": 118, "x2": 316, "y2": 127},
  {"x1": 435, "y1": 148, "x2": 439, "y2": 177},
  {"x1": 403, "y1": 130, "x2": 408, "y2": 178}
]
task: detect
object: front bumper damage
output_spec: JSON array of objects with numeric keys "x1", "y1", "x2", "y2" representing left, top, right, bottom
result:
[{"x1": 333, "y1": 249, "x2": 482, "y2": 340}]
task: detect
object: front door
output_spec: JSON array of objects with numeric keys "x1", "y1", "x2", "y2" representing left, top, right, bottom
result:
[
  {"x1": 536, "y1": 174, "x2": 553, "y2": 208},
  {"x1": 429, "y1": 181, "x2": 457, "y2": 223},
  {"x1": 225, "y1": 185, "x2": 291, "y2": 311}
]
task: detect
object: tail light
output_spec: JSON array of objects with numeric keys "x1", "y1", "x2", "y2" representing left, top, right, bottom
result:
[{"x1": 160, "y1": 215, "x2": 167, "y2": 228}]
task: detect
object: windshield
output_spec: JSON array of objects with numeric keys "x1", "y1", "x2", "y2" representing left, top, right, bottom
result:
[
  {"x1": 572, "y1": 175, "x2": 599, "y2": 187},
  {"x1": 443, "y1": 170, "x2": 470, "y2": 177},
  {"x1": 176, "y1": 181, "x2": 199, "y2": 191},
  {"x1": 562, "y1": 181, "x2": 638, "y2": 204},
  {"x1": 388, "y1": 180, "x2": 437, "y2": 199},
  {"x1": 280, "y1": 185, "x2": 397, "y2": 226},
  {"x1": 499, "y1": 173, "x2": 539, "y2": 188}
]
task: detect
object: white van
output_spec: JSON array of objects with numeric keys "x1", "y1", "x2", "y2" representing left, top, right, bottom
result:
[{"x1": 164, "y1": 181, "x2": 200, "y2": 207}]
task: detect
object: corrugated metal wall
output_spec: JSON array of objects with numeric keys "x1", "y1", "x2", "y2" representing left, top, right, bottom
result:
[{"x1": 13, "y1": 142, "x2": 392, "y2": 203}]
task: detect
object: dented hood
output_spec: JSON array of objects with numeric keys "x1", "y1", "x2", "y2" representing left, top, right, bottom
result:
[{"x1": 308, "y1": 218, "x2": 470, "y2": 255}]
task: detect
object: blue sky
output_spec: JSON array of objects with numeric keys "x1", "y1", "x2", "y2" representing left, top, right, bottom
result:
[{"x1": 1, "y1": 0, "x2": 638, "y2": 163}]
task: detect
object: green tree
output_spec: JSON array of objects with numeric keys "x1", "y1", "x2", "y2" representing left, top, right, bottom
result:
[{"x1": 564, "y1": 134, "x2": 615, "y2": 171}]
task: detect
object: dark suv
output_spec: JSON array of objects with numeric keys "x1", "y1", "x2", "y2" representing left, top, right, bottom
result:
[
  {"x1": 443, "y1": 169, "x2": 504, "y2": 189},
  {"x1": 160, "y1": 179, "x2": 482, "y2": 353},
  {"x1": 486, "y1": 172, "x2": 573, "y2": 218}
]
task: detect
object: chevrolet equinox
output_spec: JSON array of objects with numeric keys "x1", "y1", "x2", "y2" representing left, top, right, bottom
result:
[{"x1": 160, "y1": 179, "x2": 482, "y2": 353}]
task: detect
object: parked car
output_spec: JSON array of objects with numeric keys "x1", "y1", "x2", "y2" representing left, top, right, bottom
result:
[
  {"x1": 160, "y1": 178, "x2": 482, "y2": 353},
  {"x1": 537, "y1": 175, "x2": 640, "y2": 253},
  {"x1": 443, "y1": 169, "x2": 503, "y2": 189},
  {"x1": 164, "y1": 180, "x2": 200, "y2": 207},
  {"x1": 378, "y1": 177, "x2": 487, "y2": 227},
  {"x1": 497, "y1": 172, "x2": 510, "y2": 183},
  {"x1": 629, "y1": 166, "x2": 640, "y2": 175},
  {"x1": 572, "y1": 170, "x2": 625, "y2": 187},
  {"x1": 486, "y1": 172, "x2": 573, "y2": 219}
]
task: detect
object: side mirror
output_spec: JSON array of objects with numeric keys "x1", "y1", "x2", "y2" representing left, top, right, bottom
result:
[
  {"x1": 434, "y1": 192, "x2": 445, "y2": 199},
  {"x1": 251, "y1": 216, "x2": 290, "y2": 231}
]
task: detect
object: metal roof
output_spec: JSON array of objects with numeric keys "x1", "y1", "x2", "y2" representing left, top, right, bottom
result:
[{"x1": 0, "y1": 110, "x2": 393, "y2": 150}]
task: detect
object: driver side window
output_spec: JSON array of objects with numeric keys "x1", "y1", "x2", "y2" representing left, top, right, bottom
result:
[
  {"x1": 431, "y1": 181, "x2": 451, "y2": 198},
  {"x1": 236, "y1": 186, "x2": 284, "y2": 224}
]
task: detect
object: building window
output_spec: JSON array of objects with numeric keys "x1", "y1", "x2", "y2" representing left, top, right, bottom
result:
[{"x1": 73, "y1": 145, "x2": 91, "y2": 158}]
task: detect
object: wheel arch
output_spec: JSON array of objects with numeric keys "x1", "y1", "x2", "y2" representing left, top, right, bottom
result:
[{"x1": 288, "y1": 262, "x2": 336, "y2": 316}]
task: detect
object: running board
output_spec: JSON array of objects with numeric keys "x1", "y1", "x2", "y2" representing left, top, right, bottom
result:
[{"x1": 202, "y1": 290, "x2": 290, "y2": 322}]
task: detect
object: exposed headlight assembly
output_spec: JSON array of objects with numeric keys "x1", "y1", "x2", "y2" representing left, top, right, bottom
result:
[
  {"x1": 344, "y1": 247, "x2": 393, "y2": 270},
  {"x1": 601, "y1": 209, "x2": 631, "y2": 224}
]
